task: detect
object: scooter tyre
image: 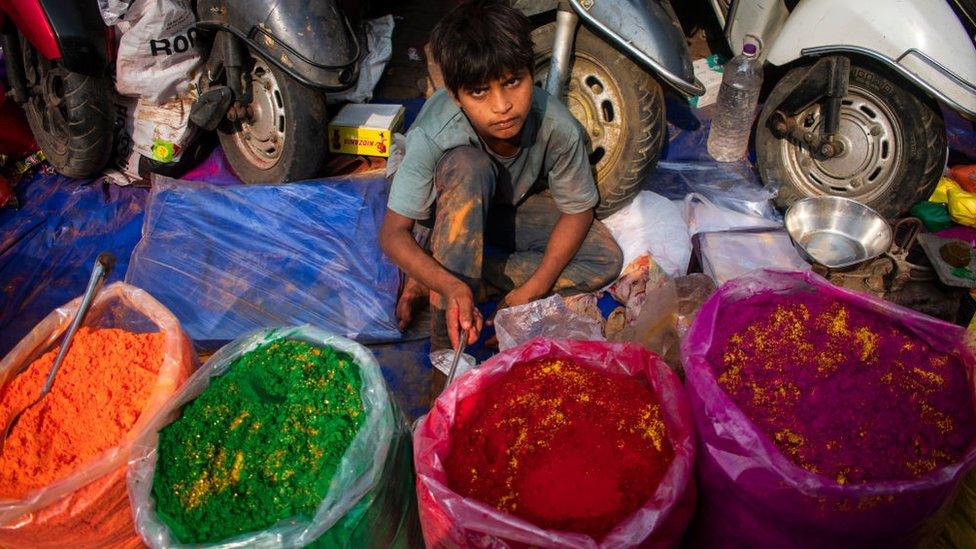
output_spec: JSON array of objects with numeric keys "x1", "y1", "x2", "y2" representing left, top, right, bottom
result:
[
  {"x1": 18, "y1": 33, "x2": 112, "y2": 179},
  {"x1": 758, "y1": 60, "x2": 946, "y2": 217},
  {"x1": 532, "y1": 23, "x2": 665, "y2": 220},
  {"x1": 219, "y1": 56, "x2": 328, "y2": 184}
]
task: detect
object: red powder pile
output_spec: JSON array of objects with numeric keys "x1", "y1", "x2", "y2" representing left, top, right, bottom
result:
[
  {"x1": 710, "y1": 292, "x2": 976, "y2": 484},
  {"x1": 0, "y1": 327, "x2": 165, "y2": 498},
  {"x1": 446, "y1": 358, "x2": 674, "y2": 540}
]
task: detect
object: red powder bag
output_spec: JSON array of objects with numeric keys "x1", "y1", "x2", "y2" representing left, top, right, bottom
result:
[
  {"x1": 414, "y1": 338, "x2": 696, "y2": 548},
  {"x1": 683, "y1": 269, "x2": 976, "y2": 547},
  {"x1": 0, "y1": 282, "x2": 193, "y2": 548}
]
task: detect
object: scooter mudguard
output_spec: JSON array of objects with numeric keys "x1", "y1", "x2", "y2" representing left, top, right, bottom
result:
[
  {"x1": 196, "y1": 0, "x2": 360, "y2": 91},
  {"x1": 763, "y1": 0, "x2": 976, "y2": 119},
  {"x1": 0, "y1": 0, "x2": 108, "y2": 75},
  {"x1": 568, "y1": 0, "x2": 704, "y2": 96}
]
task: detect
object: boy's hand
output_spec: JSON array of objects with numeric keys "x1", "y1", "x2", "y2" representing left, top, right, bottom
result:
[
  {"x1": 444, "y1": 281, "x2": 483, "y2": 347},
  {"x1": 485, "y1": 285, "x2": 544, "y2": 347},
  {"x1": 396, "y1": 276, "x2": 429, "y2": 330},
  {"x1": 496, "y1": 285, "x2": 540, "y2": 312}
]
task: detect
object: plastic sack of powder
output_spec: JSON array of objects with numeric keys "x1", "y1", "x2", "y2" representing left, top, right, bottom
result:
[
  {"x1": 682, "y1": 269, "x2": 976, "y2": 547},
  {"x1": 0, "y1": 282, "x2": 194, "y2": 548},
  {"x1": 414, "y1": 338, "x2": 697, "y2": 548},
  {"x1": 128, "y1": 325, "x2": 422, "y2": 548}
]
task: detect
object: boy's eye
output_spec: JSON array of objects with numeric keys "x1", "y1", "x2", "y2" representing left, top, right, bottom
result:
[
  {"x1": 505, "y1": 76, "x2": 522, "y2": 88},
  {"x1": 468, "y1": 87, "x2": 488, "y2": 98}
]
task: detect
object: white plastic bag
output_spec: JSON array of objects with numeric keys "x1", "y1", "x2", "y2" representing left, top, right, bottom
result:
[
  {"x1": 131, "y1": 91, "x2": 199, "y2": 164},
  {"x1": 113, "y1": 0, "x2": 202, "y2": 165},
  {"x1": 601, "y1": 190, "x2": 691, "y2": 277},
  {"x1": 493, "y1": 295, "x2": 604, "y2": 351},
  {"x1": 128, "y1": 325, "x2": 395, "y2": 548},
  {"x1": 0, "y1": 282, "x2": 193, "y2": 548},
  {"x1": 115, "y1": 0, "x2": 204, "y2": 104},
  {"x1": 328, "y1": 15, "x2": 395, "y2": 105}
]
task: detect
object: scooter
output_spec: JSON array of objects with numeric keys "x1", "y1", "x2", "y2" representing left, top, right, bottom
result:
[
  {"x1": 516, "y1": 0, "x2": 704, "y2": 219},
  {"x1": 183, "y1": 0, "x2": 364, "y2": 184},
  {"x1": 707, "y1": 0, "x2": 976, "y2": 216},
  {"x1": 0, "y1": 1, "x2": 114, "y2": 178}
]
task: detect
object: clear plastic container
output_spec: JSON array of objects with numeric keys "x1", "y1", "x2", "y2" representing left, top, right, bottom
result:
[{"x1": 707, "y1": 42, "x2": 763, "y2": 162}]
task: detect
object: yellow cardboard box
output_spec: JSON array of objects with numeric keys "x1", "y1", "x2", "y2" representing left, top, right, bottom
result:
[{"x1": 328, "y1": 103, "x2": 405, "y2": 158}]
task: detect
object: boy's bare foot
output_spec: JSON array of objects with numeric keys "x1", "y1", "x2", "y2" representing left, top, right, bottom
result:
[{"x1": 396, "y1": 277, "x2": 430, "y2": 330}]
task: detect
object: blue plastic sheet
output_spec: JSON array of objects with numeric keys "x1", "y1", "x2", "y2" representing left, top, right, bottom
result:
[
  {"x1": 124, "y1": 175, "x2": 401, "y2": 345},
  {"x1": 0, "y1": 174, "x2": 148, "y2": 356}
]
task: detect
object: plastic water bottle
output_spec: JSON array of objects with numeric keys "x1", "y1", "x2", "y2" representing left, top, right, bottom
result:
[{"x1": 707, "y1": 42, "x2": 763, "y2": 162}]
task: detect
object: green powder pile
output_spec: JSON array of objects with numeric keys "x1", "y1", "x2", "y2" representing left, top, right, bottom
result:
[{"x1": 151, "y1": 339, "x2": 366, "y2": 543}]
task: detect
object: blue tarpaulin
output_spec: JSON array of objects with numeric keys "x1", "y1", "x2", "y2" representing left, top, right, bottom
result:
[
  {"x1": 0, "y1": 175, "x2": 147, "y2": 355},
  {"x1": 125, "y1": 175, "x2": 401, "y2": 347}
]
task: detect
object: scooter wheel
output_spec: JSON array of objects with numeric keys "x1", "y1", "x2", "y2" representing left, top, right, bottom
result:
[
  {"x1": 18, "y1": 33, "x2": 112, "y2": 179},
  {"x1": 219, "y1": 56, "x2": 327, "y2": 184},
  {"x1": 532, "y1": 23, "x2": 665, "y2": 220},
  {"x1": 758, "y1": 59, "x2": 946, "y2": 217}
]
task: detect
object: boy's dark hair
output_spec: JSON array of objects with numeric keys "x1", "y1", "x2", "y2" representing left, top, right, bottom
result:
[{"x1": 429, "y1": 0, "x2": 535, "y2": 94}]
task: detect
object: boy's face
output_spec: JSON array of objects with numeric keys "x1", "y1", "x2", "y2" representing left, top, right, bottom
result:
[{"x1": 451, "y1": 69, "x2": 533, "y2": 144}]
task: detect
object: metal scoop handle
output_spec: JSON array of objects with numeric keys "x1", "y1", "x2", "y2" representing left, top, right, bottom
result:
[
  {"x1": 444, "y1": 330, "x2": 468, "y2": 389},
  {"x1": 0, "y1": 253, "x2": 115, "y2": 453},
  {"x1": 39, "y1": 252, "x2": 115, "y2": 394}
]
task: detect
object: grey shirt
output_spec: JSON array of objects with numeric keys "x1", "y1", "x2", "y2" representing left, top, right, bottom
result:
[{"x1": 387, "y1": 87, "x2": 599, "y2": 220}]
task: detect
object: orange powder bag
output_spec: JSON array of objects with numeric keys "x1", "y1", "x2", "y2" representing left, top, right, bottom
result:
[
  {"x1": 0, "y1": 327, "x2": 164, "y2": 498},
  {"x1": 0, "y1": 283, "x2": 192, "y2": 548}
]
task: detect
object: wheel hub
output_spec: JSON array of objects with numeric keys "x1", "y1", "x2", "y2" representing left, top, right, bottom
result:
[
  {"x1": 535, "y1": 55, "x2": 624, "y2": 179},
  {"x1": 232, "y1": 59, "x2": 286, "y2": 170},
  {"x1": 781, "y1": 88, "x2": 900, "y2": 201}
]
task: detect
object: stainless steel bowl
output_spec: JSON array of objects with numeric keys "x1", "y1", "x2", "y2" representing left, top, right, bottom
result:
[{"x1": 784, "y1": 196, "x2": 892, "y2": 269}]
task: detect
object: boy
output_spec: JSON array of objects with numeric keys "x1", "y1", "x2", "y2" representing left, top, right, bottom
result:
[{"x1": 379, "y1": 0, "x2": 623, "y2": 350}]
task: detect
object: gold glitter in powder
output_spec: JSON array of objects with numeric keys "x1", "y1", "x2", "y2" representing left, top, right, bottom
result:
[
  {"x1": 855, "y1": 327, "x2": 878, "y2": 362},
  {"x1": 822, "y1": 305, "x2": 850, "y2": 337},
  {"x1": 774, "y1": 428, "x2": 805, "y2": 458},
  {"x1": 228, "y1": 410, "x2": 249, "y2": 431},
  {"x1": 912, "y1": 367, "x2": 945, "y2": 388}
]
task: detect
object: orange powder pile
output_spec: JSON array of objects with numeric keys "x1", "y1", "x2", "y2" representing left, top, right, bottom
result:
[{"x1": 0, "y1": 327, "x2": 164, "y2": 498}]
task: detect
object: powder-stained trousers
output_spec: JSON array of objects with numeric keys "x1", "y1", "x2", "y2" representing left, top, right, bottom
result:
[{"x1": 426, "y1": 146, "x2": 623, "y2": 348}]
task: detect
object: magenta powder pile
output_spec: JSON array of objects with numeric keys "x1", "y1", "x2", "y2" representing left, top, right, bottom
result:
[{"x1": 709, "y1": 291, "x2": 976, "y2": 484}]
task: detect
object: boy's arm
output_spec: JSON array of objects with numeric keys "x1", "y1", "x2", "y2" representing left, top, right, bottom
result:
[
  {"x1": 501, "y1": 208, "x2": 593, "y2": 308},
  {"x1": 379, "y1": 209, "x2": 483, "y2": 346}
]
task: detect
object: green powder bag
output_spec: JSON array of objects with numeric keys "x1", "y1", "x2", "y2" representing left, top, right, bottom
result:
[{"x1": 126, "y1": 326, "x2": 420, "y2": 548}]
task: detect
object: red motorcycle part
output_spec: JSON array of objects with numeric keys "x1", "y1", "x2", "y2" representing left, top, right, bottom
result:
[{"x1": 0, "y1": 0, "x2": 60, "y2": 59}]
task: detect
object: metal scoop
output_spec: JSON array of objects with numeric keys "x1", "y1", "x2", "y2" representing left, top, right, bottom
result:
[
  {"x1": 0, "y1": 252, "x2": 115, "y2": 455},
  {"x1": 444, "y1": 328, "x2": 469, "y2": 389}
]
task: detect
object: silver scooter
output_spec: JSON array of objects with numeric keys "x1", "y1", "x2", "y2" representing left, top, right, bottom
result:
[
  {"x1": 708, "y1": 0, "x2": 976, "y2": 216},
  {"x1": 515, "y1": 0, "x2": 704, "y2": 218}
]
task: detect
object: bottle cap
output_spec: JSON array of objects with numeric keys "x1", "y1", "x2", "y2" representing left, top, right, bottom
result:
[{"x1": 743, "y1": 43, "x2": 758, "y2": 56}]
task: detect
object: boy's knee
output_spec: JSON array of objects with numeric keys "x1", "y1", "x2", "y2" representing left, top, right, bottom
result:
[
  {"x1": 599, "y1": 239, "x2": 624, "y2": 285},
  {"x1": 434, "y1": 146, "x2": 495, "y2": 195}
]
